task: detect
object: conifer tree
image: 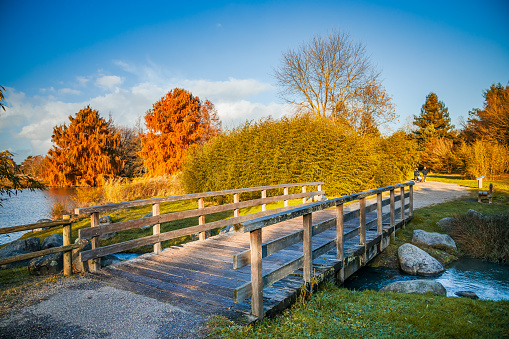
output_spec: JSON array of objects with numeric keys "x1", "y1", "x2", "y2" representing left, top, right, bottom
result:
[
  {"x1": 413, "y1": 92, "x2": 454, "y2": 142},
  {"x1": 45, "y1": 105, "x2": 122, "y2": 186},
  {"x1": 139, "y1": 88, "x2": 221, "y2": 176}
]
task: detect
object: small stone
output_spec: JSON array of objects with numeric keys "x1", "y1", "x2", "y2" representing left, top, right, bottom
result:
[
  {"x1": 412, "y1": 229, "x2": 456, "y2": 250},
  {"x1": 455, "y1": 291, "x2": 479, "y2": 300},
  {"x1": 219, "y1": 225, "x2": 233, "y2": 234},
  {"x1": 28, "y1": 252, "x2": 63, "y2": 276},
  {"x1": 467, "y1": 209, "x2": 484, "y2": 219},
  {"x1": 436, "y1": 217, "x2": 455, "y2": 232},
  {"x1": 99, "y1": 215, "x2": 113, "y2": 224},
  {"x1": 72, "y1": 238, "x2": 91, "y2": 273}
]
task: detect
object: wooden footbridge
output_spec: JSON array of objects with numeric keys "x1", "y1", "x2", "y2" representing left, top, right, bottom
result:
[{"x1": 75, "y1": 182, "x2": 414, "y2": 320}]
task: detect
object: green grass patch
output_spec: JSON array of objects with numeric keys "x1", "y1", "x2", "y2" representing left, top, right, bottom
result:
[
  {"x1": 208, "y1": 283, "x2": 509, "y2": 338},
  {"x1": 427, "y1": 173, "x2": 509, "y2": 192}
]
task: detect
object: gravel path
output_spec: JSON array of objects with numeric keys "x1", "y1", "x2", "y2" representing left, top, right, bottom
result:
[{"x1": 0, "y1": 181, "x2": 472, "y2": 338}]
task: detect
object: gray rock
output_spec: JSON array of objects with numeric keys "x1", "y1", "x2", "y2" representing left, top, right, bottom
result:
[
  {"x1": 33, "y1": 219, "x2": 52, "y2": 232},
  {"x1": 99, "y1": 215, "x2": 113, "y2": 224},
  {"x1": 380, "y1": 279, "x2": 446, "y2": 296},
  {"x1": 28, "y1": 252, "x2": 63, "y2": 276},
  {"x1": 72, "y1": 238, "x2": 91, "y2": 273},
  {"x1": 0, "y1": 237, "x2": 42, "y2": 269},
  {"x1": 412, "y1": 229, "x2": 456, "y2": 250},
  {"x1": 99, "y1": 232, "x2": 117, "y2": 241},
  {"x1": 100, "y1": 254, "x2": 122, "y2": 268},
  {"x1": 467, "y1": 209, "x2": 484, "y2": 219},
  {"x1": 455, "y1": 291, "x2": 479, "y2": 299},
  {"x1": 41, "y1": 234, "x2": 63, "y2": 250},
  {"x1": 398, "y1": 243, "x2": 445, "y2": 276},
  {"x1": 140, "y1": 212, "x2": 154, "y2": 230},
  {"x1": 219, "y1": 225, "x2": 234, "y2": 234},
  {"x1": 436, "y1": 217, "x2": 455, "y2": 232},
  {"x1": 1, "y1": 237, "x2": 41, "y2": 253}
]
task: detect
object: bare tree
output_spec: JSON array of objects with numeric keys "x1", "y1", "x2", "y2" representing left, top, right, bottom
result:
[{"x1": 274, "y1": 30, "x2": 396, "y2": 130}]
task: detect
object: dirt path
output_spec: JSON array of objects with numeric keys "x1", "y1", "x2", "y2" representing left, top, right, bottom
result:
[{"x1": 0, "y1": 181, "x2": 472, "y2": 338}]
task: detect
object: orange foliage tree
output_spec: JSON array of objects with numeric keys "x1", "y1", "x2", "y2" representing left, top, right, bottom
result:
[
  {"x1": 44, "y1": 105, "x2": 123, "y2": 186},
  {"x1": 139, "y1": 88, "x2": 221, "y2": 176}
]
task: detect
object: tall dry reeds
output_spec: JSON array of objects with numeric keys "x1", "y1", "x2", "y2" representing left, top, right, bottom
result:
[
  {"x1": 449, "y1": 212, "x2": 509, "y2": 263},
  {"x1": 72, "y1": 175, "x2": 183, "y2": 208}
]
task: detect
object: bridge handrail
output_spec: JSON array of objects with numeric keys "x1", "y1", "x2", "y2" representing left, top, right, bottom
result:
[
  {"x1": 0, "y1": 218, "x2": 77, "y2": 276},
  {"x1": 232, "y1": 181, "x2": 415, "y2": 318},
  {"x1": 75, "y1": 182, "x2": 324, "y2": 215},
  {"x1": 77, "y1": 182, "x2": 324, "y2": 271}
]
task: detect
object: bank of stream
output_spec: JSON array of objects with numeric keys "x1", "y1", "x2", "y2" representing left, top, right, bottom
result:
[{"x1": 343, "y1": 257, "x2": 509, "y2": 301}]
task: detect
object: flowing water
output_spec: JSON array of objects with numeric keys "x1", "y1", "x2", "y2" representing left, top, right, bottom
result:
[
  {"x1": 343, "y1": 258, "x2": 509, "y2": 301},
  {"x1": 0, "y1": 188, "x2": 76, "y2": 245}
]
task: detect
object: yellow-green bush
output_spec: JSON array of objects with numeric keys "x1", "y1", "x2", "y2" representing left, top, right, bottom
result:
[
  {"x1": 457, "y1": 140, "x2": 509, "y2": 179},
  {"x1": 182, "y1": 115, "x2": 417, "y2": 197}
]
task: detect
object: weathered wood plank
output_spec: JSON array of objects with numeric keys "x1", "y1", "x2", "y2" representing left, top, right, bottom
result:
[
  {"x1": 0, "y1": 219, "x2": 72, "y2": 235},
  {"x1": 0, "y1": 244, "x2": 80, "y2": 266}
]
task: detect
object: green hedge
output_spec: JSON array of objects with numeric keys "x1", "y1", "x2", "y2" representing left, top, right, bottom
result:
[{"x1": 182, "y1": 115, "x2": 417, "y2": 198}]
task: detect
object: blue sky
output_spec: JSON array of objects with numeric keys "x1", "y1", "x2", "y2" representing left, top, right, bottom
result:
[{"x1": 1, "y1": 0, "x2": 508, "y2": 162}]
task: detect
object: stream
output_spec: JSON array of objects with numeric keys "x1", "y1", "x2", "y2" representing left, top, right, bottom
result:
[{"x1": 343, "y1": 257, "x2": 509, "y2": 301}]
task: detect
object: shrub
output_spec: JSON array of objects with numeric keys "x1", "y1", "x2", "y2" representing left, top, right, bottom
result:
[
  {"x1": 457, "y1": 140, "x2": 509, "y2": 179},
  {"x1": 182, "y1": 115, "x2": 417, "y2": 197},
  {"x1": 449, "y1": 213, "x2": 509, "y2": 263}
]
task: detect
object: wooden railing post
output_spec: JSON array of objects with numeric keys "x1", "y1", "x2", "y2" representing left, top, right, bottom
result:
[
  {"x1": 336, "y1": 203, "x2": 344, "y2": 281},
  {"x1": 284, "y1": 187, "x2": 289, "y2": 207},
  {"x1": 234, "y1": 193, "x2": 240, "y2": 217},
  {"x1": 302, "y1": 186, "x2": 307, "y2": 204},
  {"x1": 359, "y1": 197, "x2": 366, "y2": 245},
  {"x1": 62, "y1": 215, "x2": 72, "y2": 276},
  {"x1": 153, "y1": 203, "x2": 161, "y2": 254},
  {"x1": 390, "y1": 189, "x2": 395, "y2": 240},
  {"x1": 250, "y1": 229, "x2": 263, "y2": 319},
  {"x1": 376, "y1": 193, "x2": 383, "y2": 235},
  {"x1": 90, "y1": 212, "x2": 100, "y2": 271},
  {"x1": 318, "y1": 184, "x2": 322, "y2": 201},
  {"x1": 409, "y1": 185, "x2": 414, "y2": 217},
  {"x1": 303, "y1": 213, "x2": 313, "y2": 284},
  {"x1": 261, "y1": 190, "x2": 267, "y2": 212},
  {"x1": 400, "y1": 187, "x2": 405, "y2": 228},
  {"x1": 198, "y1": 198, "x2": 206, "y2": 240}
]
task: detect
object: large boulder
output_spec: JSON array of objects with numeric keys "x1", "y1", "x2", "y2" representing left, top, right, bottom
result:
[
  {"x1": 467, "y1": 209, "x2": 484, "y2": 219},
  {"x1": 41, "y1": 234, "x2": 63, "y2": 250},
  {"x1": 436, "y1": 217, "x2": 455, "y2": 233},
  {"x1": 380, "y1": 279, "x2": 446, "y2": 296},
  {"x1": 0, "y1": 237, "x2": 41, "y2": 269},
  {"x1": 140, "y1": 212, "x2": 154, "y2": 230},
  {"x1": 398, "y1": 243, "x2": 445, "y2": 276},
  {"x1": 412, "y1": 229, "x2": 456, "y2": 250},
  {"x1": 455, "y1": 291, "x2": 479, "y2": 300},
  {"x1": 28, "y1": 252, "x2": 63, "y2": 276},
  {"x1": 72, "y1": 238, "x2": 91, "y2": 273}
]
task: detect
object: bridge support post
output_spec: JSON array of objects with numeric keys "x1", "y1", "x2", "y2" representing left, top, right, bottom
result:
[
  {"x1": 153, "y1": 203, "x2": 161, "y2": 254},
  {"x1": 409, "y1": 185, "x2": 414, "y2": 217},
  {"x1": 359, "y1": 198, "x2": 366, "y2": 265},
  {"x1": 250, "y1": 228, "x2": 263, "y2": 319},
  {"x1": 303, "y1": 213, "x2": 313, "y2": 284},
  {"x1": 390, "y1": 190, "x2": 395, "y2": 241},
  {"x1": 336, "y1": 204, "x2": 344, "y2": 282},
  {"x1": 62, "y1": 217, "x2": 72, "y2": 276},
  {"x1": 198, "y1": 198, "x2": 206, "y2": 240},
  {"x1": 90, "y1": 212, "x2": 100, "y2": 271},
  {"x1": 302, "y1": 186, "x2": 307, "y2": 204},
  {"x1": 262, "y1": 190, "x2": 267, "y2": 211},
  {"x1": 400, "y1": 187, "x2": 405, "y2": 229},
  {"x1": 284, "y1": 187, "x2": 289, "y2": 207}
]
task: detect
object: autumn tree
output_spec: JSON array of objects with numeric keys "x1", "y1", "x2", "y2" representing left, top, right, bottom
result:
[
  {"x1": 273, "y1": 30, "x2": 396, "y2": 130},
  {"x1": 44, "y1": 105, "x2": 123, "y2": 186},
  {"x1": 139, "y1": 88, "x2": 221, "y2": 176},
  {"x1": 1, "y1": 151, "x2": 45, "y2": 206},
  {"x1": 413, "y1": 92, "x2": 454, "y2": 143},
  {"x1": 112, "y1": 124, "x2": 146, "y2": 178},
  {"x1": 21, "y1": 155, "x2": 46, "y2": 179},
  {"x1": 464, "y1": 83, "x2": 509, "y2": 146}
]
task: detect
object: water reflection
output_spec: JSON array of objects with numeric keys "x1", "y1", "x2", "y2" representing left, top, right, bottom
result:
[
  {"x1": 0, "y1": 188, "x2": 76, "y2": 245},
  {"x1": 343, "y1": 258, "x2": 509, "y2": 301}
]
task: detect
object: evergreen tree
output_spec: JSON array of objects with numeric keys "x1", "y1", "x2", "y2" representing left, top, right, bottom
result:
[{"x1": 413, "y1": 92, "x2": 454, "y2": 142}]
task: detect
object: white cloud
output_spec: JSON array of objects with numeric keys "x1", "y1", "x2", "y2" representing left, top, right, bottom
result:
[
  {"x1": 95, "y1": 75, "x2": 123, "y2": 89},
  {"x1": 1, "y1": 62, "x2": 281, "y2": 162}
]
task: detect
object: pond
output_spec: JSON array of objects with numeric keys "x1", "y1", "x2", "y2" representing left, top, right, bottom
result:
[
  {"x1": 0, "y1": 188, "x2": 76, "y2": 245},
  {"x1": 343, "y1": 258, "x2": 509, "y2": 301}
]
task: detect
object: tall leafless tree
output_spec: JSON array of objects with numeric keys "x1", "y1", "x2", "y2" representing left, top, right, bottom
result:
[{"x1": 273, "y1": 30, "x2": 396, "y2": 131}]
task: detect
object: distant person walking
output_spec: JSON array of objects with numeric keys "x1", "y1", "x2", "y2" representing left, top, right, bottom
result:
[
  {"x1": 422, "y1": 167, "x2": 429, "y2": 182},
  {"x1": 414, "y1": 168, "x2": 420, "y2": 181}
]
